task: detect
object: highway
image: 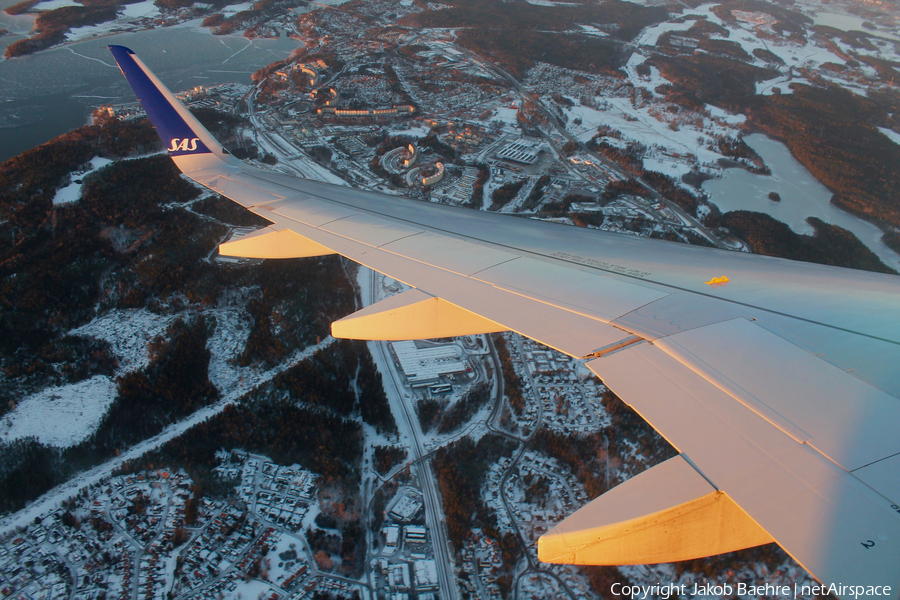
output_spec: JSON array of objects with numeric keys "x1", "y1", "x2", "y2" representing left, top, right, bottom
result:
[{"x1": 364, "y1": 269, "x2": 460, "y2": 600}]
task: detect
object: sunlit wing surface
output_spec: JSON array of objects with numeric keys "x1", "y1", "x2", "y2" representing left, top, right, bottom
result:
[{"x1": 109, "y1": 46, "x2": 900, "y2": 596}]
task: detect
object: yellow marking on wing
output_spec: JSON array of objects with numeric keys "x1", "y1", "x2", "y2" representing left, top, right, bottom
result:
[{"x1": 704, "y1": 276, "x2": 730, "y2": 288}]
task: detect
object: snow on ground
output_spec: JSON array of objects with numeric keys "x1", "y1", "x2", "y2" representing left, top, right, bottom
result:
[
  {"x1": 52, "y1": 157, "x2": 113, "y2": 206},
  {"x1": 33, "y1": 0, "x2": 79, "y2": 9},
  {"x1": 624, "y1": 55, "x2": 669, "y2": 91},
  {"x1": 0, "y1": 336, "x2": 337, "y2": 535},
  {"x1": 577, "y1": 25, "x2": 608, "y2": 37},
  {"x1": 524, "y1": 0, "x2": 581, "y2": 5},
  {"x1": 879, "y1": 127, "x2": 900, "y2": 147},
  {"x1": 635, "y1": 18, "x2": 695, "y2": 47},
  {"x1": 71, "y1": 309, "x2": 177, "y2": 372},
  {"x1": 705, "y1": 104, "x2": 745, "y2": 125},
  {"x1": 206, "y1": 307, "x2": 252, "y2": 394},
  {"x1": 491, "y1": 105, "x2": 520, "y2": 128},
  {"x1": 642, "y1": 156, "x2": 690, "y2": 179},
  {"x1": 228, "y1": 579, "x2": 277, "y2": 600},
  {"x1": 812, "y1": 11, "x2": 900, "y2": 43},
  {"x1": 120, "y1": 0, "x2": 161, "y2": 19},
  {"x1": 266, "y1": 532, "x2": 306, "y2": 584},
  {"x1": 0, "y1": 376, "x2": 117, "y2": 447},
  {"x1": 386, "y1": 124, "x2": 432, "y2": 139},
  {"x1": 220, "y1": 2, "x2": 255, "y2": 15}
]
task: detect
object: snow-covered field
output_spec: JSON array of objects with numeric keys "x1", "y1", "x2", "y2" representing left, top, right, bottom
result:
[
  {"x1": 52, "y1": 157, "x2": 113, "y2": 206},
  {"x1": 1, "y1": 376, "x2": 117, "y2": 447},
  {"x1": 71, "y1": 309, "x2": 178, "y2": 372}
]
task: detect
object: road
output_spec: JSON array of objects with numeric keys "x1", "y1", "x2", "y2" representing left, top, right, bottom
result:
[{"x1": 363, "y1": 269, "x2": 460, "y2": 600}]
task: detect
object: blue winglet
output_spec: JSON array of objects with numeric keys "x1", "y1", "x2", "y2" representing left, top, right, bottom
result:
[{"x1": 109, "y1": 45, "x2": 215, "y2": 157}]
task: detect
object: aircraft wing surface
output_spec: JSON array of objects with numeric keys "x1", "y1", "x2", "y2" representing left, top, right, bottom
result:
[{"x1": 109, "y1": 45, "x2": 900, "y2": 596}]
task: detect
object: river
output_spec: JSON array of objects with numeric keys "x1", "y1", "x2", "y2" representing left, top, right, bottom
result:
[{"x1": 702, "y1": 133, "x2": 900, "y2": 272}]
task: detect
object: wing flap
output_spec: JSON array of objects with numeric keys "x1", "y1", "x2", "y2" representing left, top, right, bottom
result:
[
  {"x1": 590, "y1": 341, "x2": 900, "y2": 591},
  {"x1": 853, "y1": 454, "x2": 900, "y2": 507},
  {"x1": 655, "y1": 318, "x2": 900, "y2": 471}
]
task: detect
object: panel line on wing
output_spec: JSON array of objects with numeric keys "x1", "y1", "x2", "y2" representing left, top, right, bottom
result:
[{"x1": 235, "y1": 170, "x2": 900, "y2": 348}]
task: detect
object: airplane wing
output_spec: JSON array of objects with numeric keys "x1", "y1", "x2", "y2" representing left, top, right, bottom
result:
[{"x1": 109, "y1": 45, "x2": 900, "y2": 596}]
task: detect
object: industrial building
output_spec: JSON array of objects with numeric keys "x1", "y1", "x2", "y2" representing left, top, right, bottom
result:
[{"x1": 390, "y1": 340, "x2": 466, "y2": 387}]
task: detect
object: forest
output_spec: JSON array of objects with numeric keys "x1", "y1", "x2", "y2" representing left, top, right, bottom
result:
[
  {"x1": 401, "y1": 0, "x2": 667, "y2": 42},
  {"x1": 711, "y1": 211, "x2": 895, "y2": 274},
  {"x1": 493, "y1": 335, "x2": 525, "y2": 416},
  {"x1": 431, "y1": 435, "x2": 517, "y2": 552},
  {"x1": 4, "y1": 2, "x2": 116, "y2": 57},
  {"x1": 437, "y1": 383, "x2": 491, "y2": 434},
  {"x1": 489, "y1": 180, "x2": 526, "y2": 212},
  {"x1": 271, "y1": 339, "x2": 397, "y2": 435},
  {"x1": 0, "y1": 315, "x2": 218, "y2": 512},
  {"x1": 650, "y1": 54, "x2": 776, "y2": 113},
  {"x1": 455, "y1": 28, "x2": 626, "y2": 79},
  {"x1": 0, "y1": 115, "x2": 364, "y2": 513}
]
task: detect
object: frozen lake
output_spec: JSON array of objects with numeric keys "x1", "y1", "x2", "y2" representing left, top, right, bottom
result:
[
  {"x1": 812, "y1": 11, "x2": 900, "y2": 42},
  {"x1": 0, "y1": 4, "x2": 297, "y2": 161},
  {"x1": 703, "y1": 133, "x2": 900, "y2": 272}
]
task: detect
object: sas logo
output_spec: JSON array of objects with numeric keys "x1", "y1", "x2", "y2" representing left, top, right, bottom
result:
[{"x1": 167, "y1": 137, "x2": 200, "y2": 152}]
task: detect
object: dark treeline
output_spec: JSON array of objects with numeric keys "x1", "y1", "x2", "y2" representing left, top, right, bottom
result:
[
  {"x1": 0, "y1": 438, "x2": 63, "y2": 514},
  {"x1": 530, "y1": 428, "x2": 609, "y2": 499},
  {"x1": 437, "y1": 383, "x2": 491, "y2": 434},
  {"x1": 192, "y1": 195, "x2": 272, "y2": 228},
  {"x1": 417, "y1": 397, "x2": 442, "y2": 434},
  {"x1": 418, "y1": 133, "x2": 458, "y2": 163},
  {"x1": 0, "y1": 316, "x2": 218, "y2": 512},
  {"x1": 712, "y1": 211, "x2": 895, "y2": 274},
  {"x1": 237, "y1": 257, "x2": 357, "y2": 367},
  {"x1": 531, "y1": 387, "x2": 676, "y2": 503},
  {"x1": 432, "y1": 435, "x2": 517, "y2": 552},
  {"x1": 455, "y1": 28, "x2": 626, "y2": 79},
  {"x1": 651, "y1": 54, "x2": 776, "y2": 113},
  {"x1": 402, "y1": 0, "x2": 667, "y2": 42},
  {"x1": 750, "y1": 84, "x2": 900, "y2": 232},
  {"x1": 0, "y1": 118, "x2": 361, "y2": 510},
  {"x1": 489, "y1": 180, "x2": 525, "y2": 212},
  {"x1": 373, "y1": 446, "x2": 406, "y2": 476},
  {"x1": 272, "y1": 340, "x2": 397, "y2": 434},
  {"x1": 5, "y1": 3, "x2": 117, "y2": 57},
  {"x1": 520, "y1": 174, "x2": 550, "y2": 212},
  {"x1": 127, "y1": 395, "x2": 363, "y2": 485},
  {"x1": 493, "y1": 335, "x2": 525, "y2": 415},
  {"x1": 72, "y1": 316, "x2": 218, "y2": 467},
  {"x1": 467, "y1": 164, "x2": 490, "y2": 208},
  {"x1": 648, "y1": 45, "x2": 900, "y2": 237}
]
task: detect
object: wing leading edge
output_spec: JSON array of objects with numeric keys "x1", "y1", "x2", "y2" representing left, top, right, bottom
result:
[{"x1": 109, "y1": 46, "x2": 900, "y2": 596}]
